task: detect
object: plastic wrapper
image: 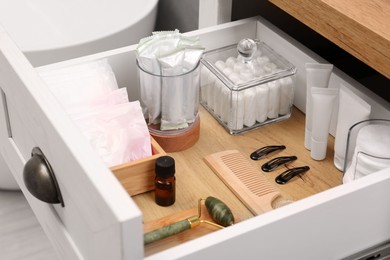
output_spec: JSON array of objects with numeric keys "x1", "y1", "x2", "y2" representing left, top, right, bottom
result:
[
  {"x1": 136, "y1": 31, "x2": 204, "y2": 131},
  {"x1": 40, "y1": 59, "x2": 118, "y2": 110},
  {"x1": 67, "y1": 88, "x2": 129, "y2": 116},
  {"x1": 39, "y1": 59, "x2": 152, "y2": 166},
  {"x1": 72, "y1": 101, "x2": 151, "y2": 167}
]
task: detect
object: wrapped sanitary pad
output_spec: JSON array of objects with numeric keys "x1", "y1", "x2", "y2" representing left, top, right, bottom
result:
[
  {"x1": 72, "y1": 101, "x2": 151, "y2": 167},
  {"x1": 39, "y1": 59, "x2": 118, "y2": 109},
  {"x1": 38, "y1": 59, "x2": 152, "y2": 167},
  {"x1": 136, "y1": 31, "x2": 204, "y2": 130}
]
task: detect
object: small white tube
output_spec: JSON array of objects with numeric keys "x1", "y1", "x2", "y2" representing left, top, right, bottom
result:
[
  {"x1": 310, "y1": 87, "x2": 338, "y2": 160},
  {"x1": 334, "y1": 85, "x2": 371, "y2": 171},
  {"x1": 200, "y1": 66, "x2": 212, "y2": 104},
  {"x1": 220, "y1": 84, "x2": 231, "y2": 123},
  {"x1": 267, "y1": 80, "x2": 281, "y2": 119},
  {"x1": 279, "y1": 76, "x2": 294, "y2": 116},
  {"x1": 200, "y1": 65, "x2": 209, "y2": 104},
  {"x1": 213, "y1": 80, "x2": 224, "y2": 118},
  {"x1": 255, "y1": 83, "x2": 269, "y2": 123},
  {"x1": 304, "y1": 63, "x2": 333, "y2": 150},
  {"x1": 229, "y1": 91, "x2": 244, "y2": 131},
  {"x1": 244, "y1": 88, "x2": 257, "y2": 127}
]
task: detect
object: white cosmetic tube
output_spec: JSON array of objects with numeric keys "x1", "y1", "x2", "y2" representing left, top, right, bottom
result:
[
  {"x1": 334, "y1": 85, "x2": 371, "y2": 171},
  {"x1": 310, "y1": 87, "x2": 338, "y2": 160},
  {"x1": 304, "y1": 63, "x2": 333, "y2": 150}
]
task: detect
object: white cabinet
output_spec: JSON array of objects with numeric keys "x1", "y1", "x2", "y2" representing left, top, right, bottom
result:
[
  {"x1": 0, "y1": 152, "x2": 18, "y2": 189},
  {"x1": 0, "y1": 17, "x2": 389, "y2": 259}
]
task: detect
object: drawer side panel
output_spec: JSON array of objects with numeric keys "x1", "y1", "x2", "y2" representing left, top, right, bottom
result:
[{"x1": 0, "y1": 26, "x2": 143, "y2": 259}]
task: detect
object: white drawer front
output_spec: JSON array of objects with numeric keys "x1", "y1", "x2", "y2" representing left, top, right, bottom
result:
[{"x1": 0, "y1": 26, "x2": 143, "y2": 259}]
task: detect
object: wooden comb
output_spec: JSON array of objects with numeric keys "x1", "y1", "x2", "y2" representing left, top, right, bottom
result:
[{"x1": 204, "y1": 150, "x2": 280, "y2": 215}]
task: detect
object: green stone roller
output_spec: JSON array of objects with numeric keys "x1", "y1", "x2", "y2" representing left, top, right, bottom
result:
[{"x1": 144, "y1": 196, "x2": 235, "y2": 245}]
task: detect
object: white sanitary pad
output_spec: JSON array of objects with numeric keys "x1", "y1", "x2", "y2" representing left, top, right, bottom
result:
[
  {"x1": 39, "y1": 59, "x2": 152, "y2": 167},
  {"x1": 72, "y1": 101, "x2": 151, "y2": 167},
  {"x1": 136, "y1": 31, "x2": 204, "y2": 130}
]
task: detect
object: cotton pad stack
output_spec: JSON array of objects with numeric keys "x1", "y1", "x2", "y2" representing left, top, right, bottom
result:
[
  {"x1": 200, "y1": 38, "x2": 296, "y2": 134},
  {"x1": 38, "y1": 59, "x2": 152, "y2": 167},
  {"x1": 343, "y1": 124, "x2": 390, "y2": 183}
]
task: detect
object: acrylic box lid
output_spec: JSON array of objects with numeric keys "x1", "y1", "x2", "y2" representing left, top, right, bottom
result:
[{"x1": 200, "y1": 39, "x2": 296, "y2": 90}]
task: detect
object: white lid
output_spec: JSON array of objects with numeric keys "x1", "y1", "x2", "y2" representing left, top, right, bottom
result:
[{"x1": 310, "y1": 138, "x2": 327, "y2": 160}]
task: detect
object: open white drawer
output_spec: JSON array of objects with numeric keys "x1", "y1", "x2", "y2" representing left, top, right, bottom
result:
[{"x1": 1, "y1": 17, "x2": 389, "y2": 259}]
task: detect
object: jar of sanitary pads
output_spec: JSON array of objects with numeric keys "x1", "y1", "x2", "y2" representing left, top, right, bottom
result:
[
  {"x1": 136, "y1": 59, "x2": 201, "y2": 152},
  {"x1": 200, "y1": 38, "x2": 296, "y2": 134},
  {"x1": 136, "y1": 31, "x2": 203, "y2": 152}
]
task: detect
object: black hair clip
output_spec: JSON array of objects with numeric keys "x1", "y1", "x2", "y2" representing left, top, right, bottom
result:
[
  {"x1": 275, "y1": 166, "x2": 310, "y2": 185},
  {"x1": 261, "y1": 156, "x2": 297, "y2": 172},
  {"x1": 250, "y1": 145, "x2": 286, "y2": 160}
]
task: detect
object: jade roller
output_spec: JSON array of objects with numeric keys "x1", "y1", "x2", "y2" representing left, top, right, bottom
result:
[{"x1": 144, "y1": 196, "x2": 235, "y2": 245}]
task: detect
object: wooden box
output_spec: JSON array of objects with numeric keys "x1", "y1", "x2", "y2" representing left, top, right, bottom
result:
[{"x1": 110, "y1": 137, "x2": 166, "y2": 196}]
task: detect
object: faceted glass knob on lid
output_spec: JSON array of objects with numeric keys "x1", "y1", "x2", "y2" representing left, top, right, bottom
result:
[{"x1": 237, "y1": 38, "x2": 257, "y2": 61}]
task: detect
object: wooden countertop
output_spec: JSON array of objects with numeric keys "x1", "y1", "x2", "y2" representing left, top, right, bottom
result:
[
  {"x1": 268, "y1": 0, "x2": 390, "y2": 79},
  {"x1": 133, "y1": 106, "x2": 342, "y2": 255}
]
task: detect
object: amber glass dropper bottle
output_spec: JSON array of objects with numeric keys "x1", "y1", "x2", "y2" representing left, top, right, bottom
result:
[{"x1": 154, "y1": 156, "x2": 176, "y2": 206}]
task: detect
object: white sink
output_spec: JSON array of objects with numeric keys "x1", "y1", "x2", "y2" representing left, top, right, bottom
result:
[{"x1": 0, "y1": 0, "x2": 158, "y2": 66}]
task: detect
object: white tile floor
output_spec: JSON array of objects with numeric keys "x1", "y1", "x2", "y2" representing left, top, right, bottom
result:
[{"x1": 0, "y1": 190, "x2": 58, "y2": 260}]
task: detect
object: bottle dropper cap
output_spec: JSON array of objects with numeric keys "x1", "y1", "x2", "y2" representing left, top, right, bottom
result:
[{"x1": 155, "y1": 156, "x2": 175, "y2": 178}]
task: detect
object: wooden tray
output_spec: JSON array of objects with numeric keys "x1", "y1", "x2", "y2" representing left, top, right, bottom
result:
[{"x1": 110, "y1": 137, "x2": 166, "y2": 196}]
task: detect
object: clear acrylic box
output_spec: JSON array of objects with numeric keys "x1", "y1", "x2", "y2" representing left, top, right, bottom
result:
[{"x1": 200, "y1": 40, "x2": 296, "y2": 134}]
